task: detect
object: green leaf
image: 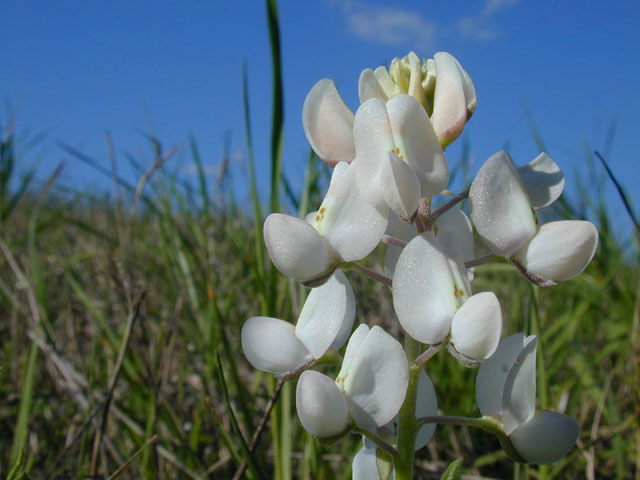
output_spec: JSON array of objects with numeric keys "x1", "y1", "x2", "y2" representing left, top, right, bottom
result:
[
  {"x1": 7, "y1": 447, "x2": 28, "y2": 480},
  {"x1": 440, "y1": 457, "x2": 463, "y2": 480}
]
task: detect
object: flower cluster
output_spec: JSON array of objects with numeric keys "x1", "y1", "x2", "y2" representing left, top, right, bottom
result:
[{"x1": 242, "y1": 51, "x2": 597, "y2": 478}]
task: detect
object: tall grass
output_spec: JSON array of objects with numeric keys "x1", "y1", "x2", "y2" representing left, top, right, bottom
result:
[{"x1": 1, "y1": 2, "x2": 639, "y2": 479}]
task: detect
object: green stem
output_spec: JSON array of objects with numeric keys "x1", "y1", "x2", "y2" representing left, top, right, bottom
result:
[
  {"x1": 353, "y1": 428, "x2": 399, "y2": 460},
  {"x1": 394, "y1": 336, "x2": 421, "y2": 480}
]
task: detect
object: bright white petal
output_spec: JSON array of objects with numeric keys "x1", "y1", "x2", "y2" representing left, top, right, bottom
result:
[
  {"x1": 386, "y1": 94, "x2": 449, "y2": 198},
  {"x1": 450, "y1": 292, "x2": 502, "y2": 361},
  {"x1": 304, "y1": 210, "x2": 318, "y2": 224},
  {"x1": 509, "y1": 410, "x2": 579, "y2": 464},
  {"x1": 337, "y1": 326, "x2": 409, "y2": 430},
  {"x1": 393, "y1": 232, "x2": 468, "y2": 344},
  {"x1": 513, "y1": 220, "x2": 598, "y2": 282},
  {"x1": 302, "y1": 79, "x2": 355, "y2": 167},
  {"x1": 407, "y1": 51, "x2": 426, "y2": 107},
  {"x1": 241, "y1": 317, "x2": 312, "y2": 374},
  {"x1": 435, "y1": 207, "x2": 475, "y2": 282},
  {"x1": 431, "y1": 52, "x2": 468, "y2": 147},
  {"x1": 502, "y1": 336, "x2": 538, "y2": 434},
  {"x1": 352, "y1": 447, "x2": 387, "y2": 480},
  {"x1": 452, "y1": 54, "x2": 477, "y2": 118},
  {"x1": 517, "y1": 153, "x2": 565, "y2": 209},
  {"x1": 353, "y1": 98, "x2": 394, "y2": 208},
  {"x1": 296, "y1": 370, "x2": 350, "y2": 438},
  {"x1": 359, "y1": 68, "x2": 388, "y2": 103},
  {"x1": 295, "y1": 269, "x2": 355, "y2": 357},
  {"x1": 381, "y1": 151, "x2": 421, "y2": 220},
  {"x1": 313, "y1": 161, "x2": 389, "y2": 262},
  {"x1": 414, "y1": 370, "x2": 438, "y2": 450},
  {"x1": 434, "y1": 207, "x2": 474, "y2": 261},
  {"x1": 384, "y1": 212, "x2": 417, "y2": 279},
  {"x1": 475, "y1": 333, "x2": 527, "y2": 415},
  {"x1": 264, "y1": 213, "x2": 336, "y2": 282},
  {"x1": 339, "y1": 324, "x2": 370, "y2": 378},
  {"x1": 469, "y1": 151, "x2": 538, "y2": 258},
  {"x1": 374, "y1": 66, "x2": 397, "y2": 97}
]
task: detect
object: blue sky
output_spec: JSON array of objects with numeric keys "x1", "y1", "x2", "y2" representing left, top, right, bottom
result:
[{"x1": 2, "y1": 0, "x2": 639, "y2": 232}]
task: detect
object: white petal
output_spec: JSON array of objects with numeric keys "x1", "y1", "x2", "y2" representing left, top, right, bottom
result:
[
  {"x1": 453, "y1": 54, "x2": 477, "y2": 119},
  {"x1": 450, "y1": 292, "x2": 502, "y2": 361},
  {"x1": 502, "y1": 336, "x2": 538, "y2": 434},
  {"x1": 513, "y1": 220, "x2": 598, "y2": 282},
  {"x1": 337, "y1": 326, "x2": 409, "y2": 430},
  {"x1": 384, "y1": 212, "x2": 417, "y2": 279},
  {"x1": 517, "y1": 153, "x2": 565, "y2": 209},
  {"x1": 435, "y1": 207, "x2": 475, "y2": 282},
  {"x1": 431, "y1": 52, "x2": 468, "y2": 147},
  {"x1": 353, "y1": 98, "x2": 394, "y2": 208},
  {"x1": 393, "y1": 232, "x2": 469, "y2": 345},
  {"x1": 302, "y1": 79, "x2": 355, "y2": 167},
  {"x1": 434, "y1": 207, "x2": 474, "y2": 261},
  {"x1": 374, "y1": 66, "x2": 397, "y2": 97},
  {"x1": 469, "y1": 151, "x2": 538, "y2": 258},
  {"x1": 264, "y1": 213, "x2": 336, "y2": 282},
  {"x1": 296, "y1": 370, "x2": 350, "y2": 438},
  {"x1": 386, "y1": 94, "x2": 449, "y2": 198},
  {"x1": 381, "y1": 151, "x2": 421, "y2": 220},
  {"x1": 339, "y1": 324, "x2": 370, "y2": 377},
  {"x1": 304, "y1": 210, "x2": 318, "y2": 224},
  {"x1": 414, "y1": 370, "x2": 438, "y2": 450},
  {"x1": 509, "y1": 410, "x2": 579, "y2": 464},
  {"x1": 295, "y1": 269, "x2": 356, "y2": 357},
  {"x1": 475, "y1": 333, "x2": 527, "y2": 415},
  {"x1": 241, "y1": 317, "x2": 312, "y2": 374},
  {"x1": 313, "y1": 161, "x2": 389, "y2": 262},
  {"x1": 358, "y1": 68, "x2": 388, "y2": 103},
  {"x1": 352, "y1": 447, "x2": 386, "y2": 480},
  {"x1": 406, "y1": 51, "x2": 426, "y2": 107}
]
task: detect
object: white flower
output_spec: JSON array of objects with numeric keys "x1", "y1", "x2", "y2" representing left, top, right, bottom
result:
[
  {"x1": 353, "y1": 94, "x2": 449, "y2": 219},
  {"x1": 263, "y1": 161, "x2": 388, "y2": 284},
  {"x1": 359, "y1": 51, "x2": 477, "y2": 147},
  {"x1": 469, "y1": 151, "x2": 598, "y2": 282},
  {"x1": 392, "y1": 230, "x2": 501, "y2": 361},
  {"x1": 295, "y1": 325, "x2": 409, "y2": 437},
  {"x1": 476, "y1": 333, "x2": 580, "y2": 464},
  {"x1": 241, "y1": 270, "x2": 355, "y2": 374}
]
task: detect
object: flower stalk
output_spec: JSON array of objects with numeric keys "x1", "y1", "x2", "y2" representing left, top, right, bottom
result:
[{"x1": 394, "y1": 336, "x2": 422, "y2": 480}]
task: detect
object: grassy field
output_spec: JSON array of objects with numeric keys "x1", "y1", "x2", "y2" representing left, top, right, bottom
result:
[{"x1": 1, "y1": 3, "x2": 639, "y2": 479}]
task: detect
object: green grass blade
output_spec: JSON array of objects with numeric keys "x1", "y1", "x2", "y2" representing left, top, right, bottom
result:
[
  {"x1": 10, "y1": 340, "x2": 38, "y2": 466},
  {"x1": 242, "y1": 61, "x2": 268, "y2": 313},
  {"x1": 594, "y1": 150, "x2": 640, "y2": 236},
  {"x1": 189, "y1": 135, "x2": 210, "y2": 214},
  {"x1": 267, "y1": 0, "x2": 284, "y2": 216},
  {"x1": 216, "y1": 353, "x2": 264, "y2": 480}
]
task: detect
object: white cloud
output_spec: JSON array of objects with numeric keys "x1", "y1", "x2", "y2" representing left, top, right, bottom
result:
[
  {"x1": 482, "y1": 0, "x2": 519, "y2": 17},
  {"x1": 458, "y1": 0, "x2": 519, "y2": 41},
  {"x1": 456, "y1": 16, "x2": 499, "y2": 41},
  {"x1": 339, "y1": 2, "x2": 436, "y2": 49},
  {"x1": 331, "y1": 0, "x2": 518, "y2": 46}
]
